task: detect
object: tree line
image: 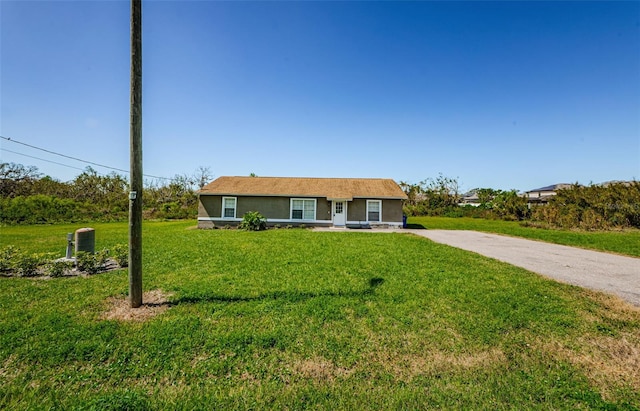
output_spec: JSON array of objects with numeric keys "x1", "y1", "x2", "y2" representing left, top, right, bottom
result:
[
  {"x1": 399, "y1": 174, "x2": 530, "y2": 221},
  {"x1": 2, "y1": 163, "x2": 638, "y2": 229},
  {"x1": 399, "y1": 174, "x2": 640, "y2": 230},
  {"x1": 531, "y1": 182, "x2": 640, "y2": 230},
  {"x1": 0, "y1": 162, "x2": 211, "y2": 224}
]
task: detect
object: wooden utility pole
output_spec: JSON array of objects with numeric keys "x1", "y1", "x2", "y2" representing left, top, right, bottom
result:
[{"x1": 129, "y1": 0, "x2": 143, "y2": 308}]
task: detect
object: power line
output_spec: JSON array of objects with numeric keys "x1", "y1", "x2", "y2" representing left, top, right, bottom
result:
[
  {"x1": 1, "y1": 134, "x2": 130, "y2": 174},
  {"x1": 1, "y1": 135, "x2": 171, "y2": 180},
  {"x1": 1, "y1": 148, "x2": 87, "y2": 172}
]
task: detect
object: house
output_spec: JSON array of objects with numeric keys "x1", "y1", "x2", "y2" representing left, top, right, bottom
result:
[
  {"x1": 524, "y1": 183, "x2": 573, "y2": 204},
  {"x1": 197, "y1": 176, "x2": 408, "y2": 229},
  {"x1": 460, "y1": 190, "x2": 481, "y2": 206}
]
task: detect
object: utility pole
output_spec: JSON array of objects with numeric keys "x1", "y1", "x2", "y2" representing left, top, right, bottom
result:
[{"x1": 129, "y1": 0, "x2": 143, "y2": 308}]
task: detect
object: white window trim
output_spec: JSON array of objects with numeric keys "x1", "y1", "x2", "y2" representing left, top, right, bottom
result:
[
  {"x1": 366, "y1": 200, "x2": 382, "y2": 222},
  {"x1": 222, "y1": 196, "x2": 237, "y2": 219},
  {"x1": 290, "y1": 198, "x2": 317, "y2": 221}
]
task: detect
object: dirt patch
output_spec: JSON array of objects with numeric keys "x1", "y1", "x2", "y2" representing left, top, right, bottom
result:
[
  {"x1": 535, "y1": 332, "x2": 640, "y2": 399},
  {"x1": 372, "y1": 348, "x2": 506, "y2": 382},
  {"x1": 582, "y1": 290, "x2": 640, "y2": 319},
  {"x1": 569, "y1": 290, "x2": 640, "y2": 396},
  {"x1": 292, "y1": 357, "x2": 353, "y2": 382},
  {"x1": 101, "y1": 289, "x2": 173, "y2": 322},
  {"x1": 0, "y1": 354, "x2": 22, "y2": 382},
  {"x1": 584, "y1": 334, "x2": 640, "y2": 391}
]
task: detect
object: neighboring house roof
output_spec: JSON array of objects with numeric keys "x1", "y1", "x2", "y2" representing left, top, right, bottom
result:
[
  {"x1": 526, "y1": 183, "x2": 572, "y2": 193},
  {"x1": 599, "y1": 180, "x2": 636, "y2": 187},
  {"x1": 460, "y1": 190, "x2": 480, "y2": 203},
  {"x1": 199, "y1": 176, "x2": 408, "y2": 201}
]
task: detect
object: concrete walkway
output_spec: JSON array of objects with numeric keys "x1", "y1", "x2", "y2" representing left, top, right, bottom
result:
[{"x1": 313, "y1": 227, "x2": 640, "y2": 306}]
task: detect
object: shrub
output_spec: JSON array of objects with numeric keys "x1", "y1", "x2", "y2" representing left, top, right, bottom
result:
[
  {"x1": 531, "y1": 182, "x2": 640, "y2": 230},
  {"x1": 111, "y1": 244, "x2": 129, "y2": 267},
  {"x1": 75, "y1": 252, "x2": 96, "y2": 274},
  {"x1": 238, "y1": 211, "x2": 267, "y2": 231},
  {"x1": 76, "y1": 249, "x2": 109, "y2": 274},
  {"x1": 0, "y1": 245, "x2": 17, "y2": 273},
  {"x1": 14, "y1": 252, "x2": 42, "y2": 277},
  {"x1": 47, "y1": 259, "x2": 74, "y2": 277},
  {"x1": 0, "y1": 195, "x2": 81, "y2": 225},
  {"x1": 96, "y1": 249, "x2": 110, "y2": 269},
  {"x1": 491, "y1": 190, "x2": 530, "y2": 221}
]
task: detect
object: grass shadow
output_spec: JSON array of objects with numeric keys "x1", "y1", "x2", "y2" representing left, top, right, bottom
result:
[
  {"x1": 175, "y1": 277, "x2": 385, "y2": 305},
  {"x1": 369, "y1": 277, "x2": 385, "y2": 288},
  {"x1": 404, "y1": 223, "x2": 426, "y2": 229}
]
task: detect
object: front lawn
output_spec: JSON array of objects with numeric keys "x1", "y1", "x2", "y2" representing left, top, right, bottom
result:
[
  {"x1": 1, "y1": 221, "x2": 639, "y2": 409},
  {"x1": 409, "y1": 216, "x2": 640, "y2": 257}
]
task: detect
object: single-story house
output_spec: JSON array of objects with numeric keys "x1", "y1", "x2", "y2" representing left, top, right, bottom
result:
[
  {"x1": 460, "y1": 190, "x2": 481, "y2": 206},
  {"x1": 197, "y1": 176, "x2": 408, "y2": 229},
  {"x1": 524, "y1": 183, "x2": 573, "y2": 204}
]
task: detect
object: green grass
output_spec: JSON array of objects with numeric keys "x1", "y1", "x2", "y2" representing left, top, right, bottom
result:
[
  {"x1": 409, "y1": 216, "x2": 640, "y2": 257},
  {"x1": 1, "y1": 221, "x2": 639, "y2": 409}
]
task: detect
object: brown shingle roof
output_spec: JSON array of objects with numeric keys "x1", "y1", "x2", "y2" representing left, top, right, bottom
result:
[{"x1": 199, "y1": 176, "x2": 408, "y2": 200}]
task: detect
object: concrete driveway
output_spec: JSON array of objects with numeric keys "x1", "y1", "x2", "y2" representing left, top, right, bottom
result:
[{"x1": 411, "y1": 230, "x2": 640, "y2": 307}]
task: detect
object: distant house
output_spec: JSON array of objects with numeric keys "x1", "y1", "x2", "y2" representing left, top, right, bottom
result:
[
  {"x1": 460, "y1": 190, "x2": 481, "y2": 206},
  {"x1": 197, "y1": 176, "x2": 408, "y2": 229},
  {"x1": 599, "y1": 180, "x2": 635, "y2": 187},
  {"x1": 525, "y1": 183, "x2": 573, "y2": 204}
]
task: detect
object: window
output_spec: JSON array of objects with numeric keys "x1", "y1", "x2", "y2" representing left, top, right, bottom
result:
[
  {"x1": 367, "y1": 200, "x2": 381, "y2": 222},
  {"x1": 291, "y1": 199, "x2": 316, "y2": 220},
  {"x1": 222, "y1": 197, "x2": 237, "y2": 218}
]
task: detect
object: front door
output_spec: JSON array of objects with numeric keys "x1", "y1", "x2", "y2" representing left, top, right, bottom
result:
[{"x1": 333, "y1": 201, "x2": 346, "y2": 226}]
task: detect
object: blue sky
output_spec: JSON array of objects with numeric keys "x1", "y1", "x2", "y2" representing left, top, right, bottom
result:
[{"x1": 1, "y1": 1, "x2": 638, "y2": 192}]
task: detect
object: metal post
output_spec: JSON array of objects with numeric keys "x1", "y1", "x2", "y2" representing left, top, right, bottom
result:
[
  {"x1": 129, "y1": 0, "x2": 143, "y2": 308},
  {"x1": 65, "y1": 233, "x2": 74, "y2": 259}
]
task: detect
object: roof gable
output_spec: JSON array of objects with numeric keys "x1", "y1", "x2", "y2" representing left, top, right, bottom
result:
[{"x1": 199, "y1": 176, "x2": 408, "y2": 200}]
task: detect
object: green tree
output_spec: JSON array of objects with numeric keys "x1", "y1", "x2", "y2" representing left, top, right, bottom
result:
[
  {"x1": 0, "y1": 162, "x2": 42, "y2": 197},
  {"x1": 491, "y1": 190, "x2": 529, "y2": 220}
]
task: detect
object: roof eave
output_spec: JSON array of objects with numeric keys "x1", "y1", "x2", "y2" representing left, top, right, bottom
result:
[{"x1": 199, "y1": 192, "x2": 407, "y2": 200}]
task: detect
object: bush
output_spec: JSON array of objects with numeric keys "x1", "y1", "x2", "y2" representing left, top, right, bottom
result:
[
  {"x1": 75, "y1": 252, "x2": 96, "y2": 274},
  {"x1": 111, "y1": 244, "x2": 129, "y2": 267},
  {"x1": 0, "y1": 246, "x2": 124, "y2": 277},
  {"x1": 2, "y1": 249, "x2": 66, "y2": 277},
  {"x1": 76, "y1": 249, "x2": 109, "y2": 274},
  {"x1": 0, "y1": 245, "x2": 17, "y2": 273},
  {"x1": 47, "y1": 259, "x2": 74, "y2": 277},
  {"x1": 238, "y1": 211, "x2": 267, "y2": 231},
  {"x1": 531, "y1": 182, "x2": 640, "y2": 230},
  {"x1": 13, "y1": 252, "x2": 43, "y2": 277},
  {"x1": 0, "y1": 195, "x2": 81, "y2": 224}
]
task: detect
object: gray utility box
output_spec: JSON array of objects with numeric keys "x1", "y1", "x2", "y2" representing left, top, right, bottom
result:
[{"x1": 75, "y1": 228, "x2": 95, "y2": 254}]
